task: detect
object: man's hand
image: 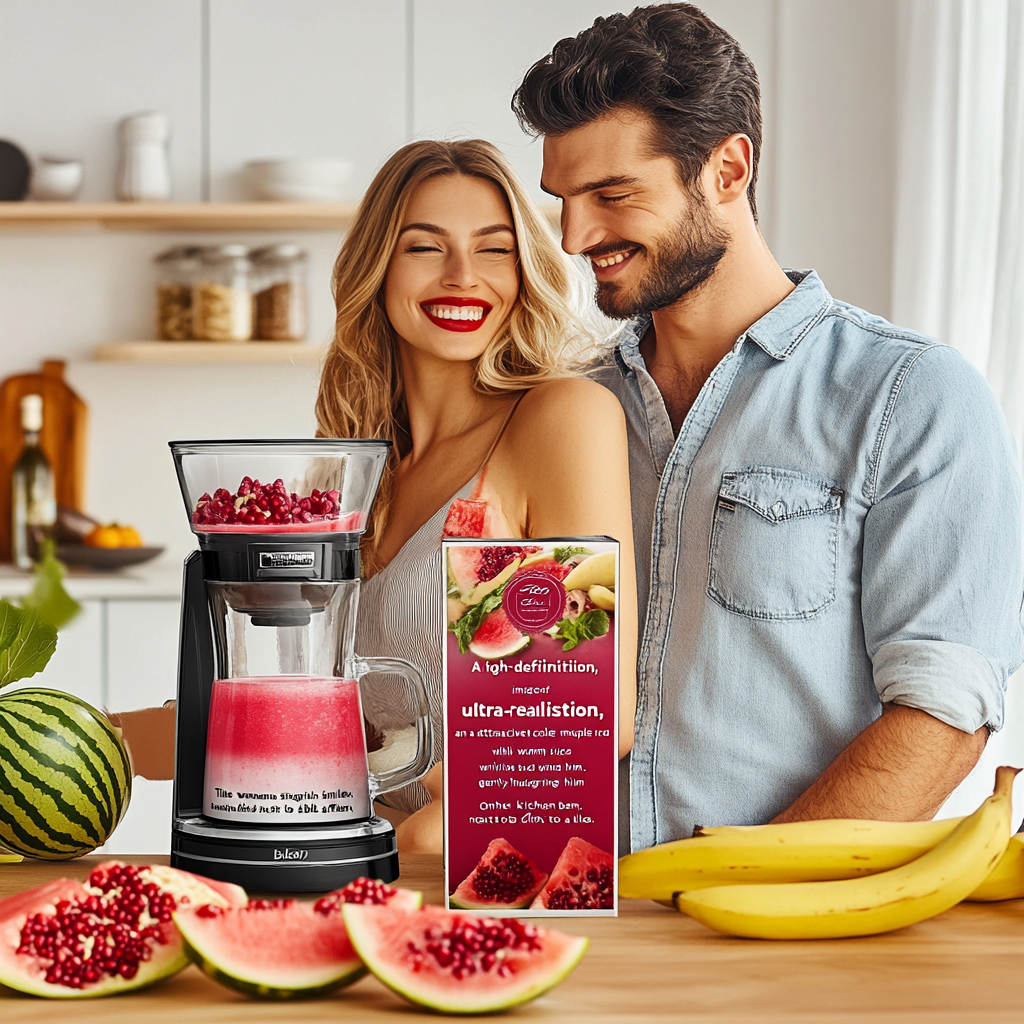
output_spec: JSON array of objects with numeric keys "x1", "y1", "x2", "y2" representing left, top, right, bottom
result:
[{"x1": 771, "y1": 703, "x2": 988, "y2": 823}]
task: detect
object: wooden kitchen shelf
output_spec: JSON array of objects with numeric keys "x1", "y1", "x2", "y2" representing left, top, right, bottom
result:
[
  {"x1": 0, "y1": 200, "x2": 561, "y2": 232},
  {"x1": 94, "y1": 341, "x2": 324, "y2": 363},
  {"x1": 0, "y1": 201, "x2": 358, "y2": 232}
]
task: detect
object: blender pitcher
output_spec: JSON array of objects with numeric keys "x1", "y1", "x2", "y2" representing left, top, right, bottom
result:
[
  {"x1": 203, "y1": 579, "x2": 430, "y2": 825},
  {"x1": 169, "y1": 439, "x2": 430, "y2": 890}
]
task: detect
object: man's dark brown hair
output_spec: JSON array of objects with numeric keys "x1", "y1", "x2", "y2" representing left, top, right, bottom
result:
[{"x1": 512, "y1": 3, "x2": 762, "y2": 218}]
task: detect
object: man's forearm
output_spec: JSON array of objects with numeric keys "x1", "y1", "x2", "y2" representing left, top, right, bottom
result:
[{"x1": 771, "y1": 703, "x2": 988, "y2": 823}]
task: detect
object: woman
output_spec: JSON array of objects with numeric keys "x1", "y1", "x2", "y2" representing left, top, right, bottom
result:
[{"x1": 316, "y1": 139, "x2": 636, "y2": 851}]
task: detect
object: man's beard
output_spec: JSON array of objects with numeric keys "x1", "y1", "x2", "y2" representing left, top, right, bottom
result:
[{"x1": 594, "y1": 198, "x2": 729, "y2": 320}]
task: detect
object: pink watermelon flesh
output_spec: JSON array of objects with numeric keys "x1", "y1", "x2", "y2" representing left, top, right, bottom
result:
[
  {"x1": 173, "y1": 878, "x2": 421, "y2": 1000},
  {"x1": 450, "y1": 838, "x2": 548, "y2": 910},
  {"x1": 448, "y1": 545, "x2": 484, "y2": 595},
  {"x1": 469, "y1": 608, "x2": 530, "y2": 660},
  {"x1": 443, "y1": 498, "x2": 487, "y2": 538},
  {"x1": 0, "y1": 862, "x2": 245, "y2": 998},
  {"x1": 531, "y1": 837, "x2": 615, "y2": 910},
  {"x1": 342, "y1": 903, "x2": 588, "y2": 1014}
]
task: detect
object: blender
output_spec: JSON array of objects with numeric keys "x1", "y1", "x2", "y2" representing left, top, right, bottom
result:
[{"x1": 169, "y1": 439, "x2": 431, "y2": 891}]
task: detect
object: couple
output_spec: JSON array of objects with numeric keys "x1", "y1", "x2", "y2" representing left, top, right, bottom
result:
[{"x1": 322, "y1": 4, "x2": 1023, "y2": 853}]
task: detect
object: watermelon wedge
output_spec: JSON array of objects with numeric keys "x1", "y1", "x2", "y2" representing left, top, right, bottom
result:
[
  {"x1": 450, "y1": 838, "x2": 548, "y2": 910},
  {"x1": 342, "y1": 903, "x2": 588, "y2": 1013},
  {"x1": 173, "y1": 879, "x2": 421, "y2": 1000},
  {"x1": 469, "y1": 608, "x2": 529, "y2": 660}
]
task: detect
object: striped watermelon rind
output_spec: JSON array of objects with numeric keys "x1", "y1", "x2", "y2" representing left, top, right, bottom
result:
[{"x1": 0, "y1": 688, "x2": 132, "y2": 860}]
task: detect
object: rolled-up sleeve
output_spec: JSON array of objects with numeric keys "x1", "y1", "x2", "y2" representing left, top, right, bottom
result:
[{"x1": 862, "y1": 344, "x2": 1023, "y2": 733}]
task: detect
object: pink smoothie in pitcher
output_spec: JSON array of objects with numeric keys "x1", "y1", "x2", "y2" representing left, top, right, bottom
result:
[{"x1": 203, "y1": 675, "x2": 370, "y2": 824}]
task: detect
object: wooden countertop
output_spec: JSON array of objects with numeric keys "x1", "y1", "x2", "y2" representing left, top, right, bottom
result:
[{"x1": 1, "y1": 854, "x2": 1021, "y2": 1023}]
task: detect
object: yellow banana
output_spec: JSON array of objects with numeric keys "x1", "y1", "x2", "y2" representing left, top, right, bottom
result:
[
  {"x1": 0, "y1": 853, "x2": 23, "y2": 864},
  {"x1": 618, "y1": 816, "x2": 963, "y2": 899},
  {"x1": 588, "y1": 585, "x2": 616, "y2": 611},
  {"x1": 563, "y1": 551, "x2": 616, "y2": 590},
  {"x1": 673, "y1": 765, "x2": 1018, "y2": 939},
  {"x1": 966, "y1": 832, "x2": 1024, "y2": 901}
]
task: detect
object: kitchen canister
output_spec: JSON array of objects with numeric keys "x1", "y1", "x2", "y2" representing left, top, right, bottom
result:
[
  {"x1": 192, "y1": 245, "x2": 253, "y2": 342},
  {"x1": 251, "y1": 244, "x2": 308, "y2": 340},
  {"x1": 116, "y1": 111, "x2": 171, "y2": 202}
]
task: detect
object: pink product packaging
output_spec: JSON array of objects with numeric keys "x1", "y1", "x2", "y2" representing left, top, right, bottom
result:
[{"x1": 442, "y1": 538, "x2": 619, "y2": 917}]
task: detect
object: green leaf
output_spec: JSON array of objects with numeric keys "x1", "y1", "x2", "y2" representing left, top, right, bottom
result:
[
  {"x1": 554, "y1": 609, "x2": 610, "y2": 652},
  {"x1": 554, "y1": 546, "x2": 592, "y2": 564},
  {"x1": 453, "y1": 587, "x2": 505, "y2": 655},
  {"x1": 20, "y1": 541, "x2": 81, "y2": 630},
  {"x1": 0, "y1": 600, "x2": 58, "y2": 688}
]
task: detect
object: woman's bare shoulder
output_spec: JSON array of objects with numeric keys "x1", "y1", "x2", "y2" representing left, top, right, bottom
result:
[{"x1": 513, "y1": 377, "x2": 625, "y2": 426}]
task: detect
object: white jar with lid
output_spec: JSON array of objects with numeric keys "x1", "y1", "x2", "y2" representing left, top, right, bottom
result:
[
  {"x1": 193, "y1": 245, "x2": 252, "y2": 342},
  {"x1": 116, "y1": 111, "x2": 171, "y2": 202}
]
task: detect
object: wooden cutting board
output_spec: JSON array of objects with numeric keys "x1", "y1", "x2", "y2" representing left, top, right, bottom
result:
[{"x1": 0, "y1": 360, "x2": 88, "y2": 562}]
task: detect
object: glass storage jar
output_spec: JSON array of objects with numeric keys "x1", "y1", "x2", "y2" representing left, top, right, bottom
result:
[
  {"x1": 252, "y1": 244, "x2": 308, "y2": 341},
  {"x1": 154, "y1": 245, "x2": 200, "y2": 340},
  {"x1": 192, "y1": 244, "x2": 253, "y2": 342}
]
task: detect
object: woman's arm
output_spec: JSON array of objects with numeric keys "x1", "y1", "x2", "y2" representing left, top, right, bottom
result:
[{"x1": 497, "y1": 378, "x2": 638, "y2": 757}]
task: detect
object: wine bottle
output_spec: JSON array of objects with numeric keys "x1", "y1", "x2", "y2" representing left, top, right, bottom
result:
[{"x1": 12, "y1": 393, "x2": 56, "y2": 570}]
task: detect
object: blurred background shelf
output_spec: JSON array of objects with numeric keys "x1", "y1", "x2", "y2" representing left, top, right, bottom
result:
[
  {"x1": 94, "y1": 341, "x2": 324, "y2": 363},
  {"x1": 0, "y1": 201, "x2": 358, "y2": 232}
]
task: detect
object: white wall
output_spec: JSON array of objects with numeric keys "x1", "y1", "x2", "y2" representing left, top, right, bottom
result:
[{"x1": 0, "y1": 0, "x2": 901, "y2": 562}]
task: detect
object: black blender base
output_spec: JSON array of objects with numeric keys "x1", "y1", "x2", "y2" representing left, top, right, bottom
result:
[{"x1": 171, "y1": 818, "x2": 399, "y2": 893}]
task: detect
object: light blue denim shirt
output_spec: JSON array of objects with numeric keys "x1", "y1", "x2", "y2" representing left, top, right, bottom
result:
[{"x1": 592, "y1": 270, "x2": 1024, "y2": 851}]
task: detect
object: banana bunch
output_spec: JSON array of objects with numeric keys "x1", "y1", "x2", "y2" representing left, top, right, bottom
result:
[
  {"x1": 619, "y1": 816, "x2": 964, "y2": 898},
  {"x1": 620, "y1": 766, "x2": 1022, "y2": 940},
  {"x1": 966, "y1": 832, "x2": 1024, "y2": 901}
]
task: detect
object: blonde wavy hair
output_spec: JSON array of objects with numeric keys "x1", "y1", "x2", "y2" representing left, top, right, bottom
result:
[{"x1": 316, "y1": 139, "x2": 593, "y2": 571}]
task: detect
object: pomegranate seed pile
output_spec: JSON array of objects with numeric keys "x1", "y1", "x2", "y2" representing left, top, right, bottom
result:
[
  {"x1": 544, "y1": 864, "x2": 615, "y2": 910},
  {"x1": 476, "y1": 546, "x2": 541, "y2": 583},
  {"x1": 314, "y1": 877, "x2": 400, "y2": 914},
  {"x1": 16, "y1": 865, "x2": 178, "y2": 989},
  {"x1": 467, "y1": 850, "x2": 537, "y2": 904},
  {"x1": 408, "y1": 918, "x2": 542, "y2": 979},
  {"x1": 192, "y1": 476, "x2": 341, "y2": 528}
]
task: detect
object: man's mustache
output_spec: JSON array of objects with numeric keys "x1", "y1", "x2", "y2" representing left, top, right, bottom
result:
[{"x1": 582, "y1": 241, "x2": 643, "y2": 261}]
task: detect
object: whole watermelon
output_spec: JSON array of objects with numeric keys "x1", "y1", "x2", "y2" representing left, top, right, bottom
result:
[{"x1": 0, "y1": 688, "x2": 132, "y2": 859}]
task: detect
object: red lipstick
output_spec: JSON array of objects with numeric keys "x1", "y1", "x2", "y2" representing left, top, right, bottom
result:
[{"x1": 420, "y1": 296, "x2": 493, "y2": 333}]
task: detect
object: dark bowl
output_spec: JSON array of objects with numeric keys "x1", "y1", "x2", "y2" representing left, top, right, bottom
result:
[{"x1": 57, "y1": 545, "x2": 165, "y2": 570}]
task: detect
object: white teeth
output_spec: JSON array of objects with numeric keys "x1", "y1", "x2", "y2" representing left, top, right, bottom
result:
[
  {"x1": 594, "y1": 252, "x2": 629, "y2": 268},
  {"x1": 425, "y1": 304, "x2": 485, "y2": 321}
]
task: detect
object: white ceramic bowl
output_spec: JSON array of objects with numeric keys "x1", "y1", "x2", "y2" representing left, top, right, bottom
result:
[{"x1": 245, "y1": 158, "x2": 354, "y2": 202}]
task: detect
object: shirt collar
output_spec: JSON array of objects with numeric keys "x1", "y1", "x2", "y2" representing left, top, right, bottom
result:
[{"x1": 612, "y1": 269, "x2": 833, "y2": 374}]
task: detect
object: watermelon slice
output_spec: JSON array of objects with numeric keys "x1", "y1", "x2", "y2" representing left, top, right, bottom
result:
[
  {"x1": 531, "y1": 838, "x2": 615, "y2": 910},
  {"x1": 469, "y1": 608, "x2": 530, "y2": 660},
  {"x1": 0, "y1": 863, "x2": 246, "y2": 998},
  {"x1": 450, "y1": 838, "x2": 548, "y2": 910},
  {"x1": 443, "y1": 498, "x2": 487, "y2": 538},
  {"x1": 342, "y1": 903, "x2": 588, "y2": 1013},
  {"x1": 174, "y1": 879, "x2": 421, "y2": 1000}
]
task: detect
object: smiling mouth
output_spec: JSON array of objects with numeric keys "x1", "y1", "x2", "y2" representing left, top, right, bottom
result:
[
  {"x1": 587, "y1": 246, "x2": 640, "y2": 272},
  {"x1": 420, "y1": 298, "x2": 493, "y2": 332}
]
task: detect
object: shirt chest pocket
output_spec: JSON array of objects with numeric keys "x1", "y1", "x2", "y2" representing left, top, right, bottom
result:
[{"x1": 707, "y1": 467, "x2": 843, "y2": 620}]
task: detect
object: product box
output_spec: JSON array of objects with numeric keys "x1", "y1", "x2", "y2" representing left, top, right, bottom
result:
[{"x1": 442, "y1": 538, "x2": 619, "y2": 916}]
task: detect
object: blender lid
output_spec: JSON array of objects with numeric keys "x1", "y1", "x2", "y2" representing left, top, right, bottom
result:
[{"x1": 170, "y1": 438, "x2": 391, "y2": 539}]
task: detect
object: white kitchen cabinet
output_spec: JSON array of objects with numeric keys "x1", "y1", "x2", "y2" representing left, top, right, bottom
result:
[
  {"x1": 208, "y1": 0, "x2": 408, "y2": 200},
  {"x1": 0, "y1": 0, "x2": 203, "y2": 201},
  {"x1": 2, "y1": 599, "x2": 103, "y2": 710},
  {"x1": 411, "y1": 0, "x2": 776, "y2": 205},
  {"x1": 106, "y1": 598, "x2": 182, "y2": 712}
]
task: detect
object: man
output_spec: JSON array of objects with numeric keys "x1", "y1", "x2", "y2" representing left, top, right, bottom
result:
[{"x1": 513, "y1": 3, "x2": 1023, "y2": 851}]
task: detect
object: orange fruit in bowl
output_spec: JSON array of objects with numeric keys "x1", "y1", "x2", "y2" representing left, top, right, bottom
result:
[{"x1": 83, "y1": 523, "x2": 144, "y2": 548}]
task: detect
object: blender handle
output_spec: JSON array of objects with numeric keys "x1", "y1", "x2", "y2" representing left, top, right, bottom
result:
[{"x1": 354, "y1": 656, "x2": 434, "y2": 798}]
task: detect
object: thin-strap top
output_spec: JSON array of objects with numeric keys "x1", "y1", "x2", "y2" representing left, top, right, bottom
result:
[{"x1": 355, "y1": 398, "x2": 523, "y2": 813}]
